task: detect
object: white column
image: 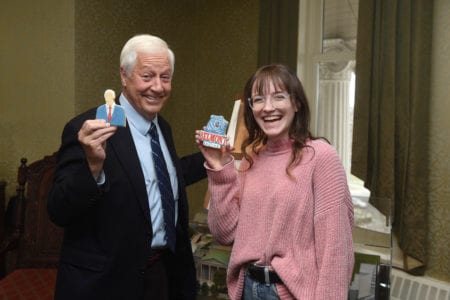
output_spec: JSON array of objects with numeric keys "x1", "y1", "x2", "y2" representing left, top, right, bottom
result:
[{"x1": 316, "y1": 39, "x2": 355, "y2": 174}]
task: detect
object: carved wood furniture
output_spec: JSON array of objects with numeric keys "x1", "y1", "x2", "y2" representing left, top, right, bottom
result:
[
  {"x1": 0, "y1": 181, "x2": 5, "y2": 277},
  {"x1": 0, "y1": 153, "x2": 62, "y2": 298}
]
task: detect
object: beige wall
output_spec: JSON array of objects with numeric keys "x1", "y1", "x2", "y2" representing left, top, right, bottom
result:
[
  {"x1": 0, "y1": 1, "x2": 75, "y2": 201},
  {"x1": 427, "y1": 0, "x2": 450, "y2": 282},
  {"x1": 0, "y1": 0, "x2": 259, "y2": 220}
]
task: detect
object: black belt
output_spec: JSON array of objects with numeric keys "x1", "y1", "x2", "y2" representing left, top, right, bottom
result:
[
  {"x1": 147, "y1": 249, "x2": 168, "y2": 267},
  {"x1": 246, "y1": 264, "x2": 282, "y2": 285}
]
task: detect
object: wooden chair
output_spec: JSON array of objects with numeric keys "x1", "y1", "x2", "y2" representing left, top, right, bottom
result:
[
  {"x1": 0, "y1": 153, "x2": 63, "y2": 299},
  {"x1": 0, "y1": 181, "x2": 6, "y2": 277}
]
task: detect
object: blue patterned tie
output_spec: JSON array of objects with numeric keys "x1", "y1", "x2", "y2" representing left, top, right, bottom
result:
[{"x1": 149, "y1": 122, "x2": 176, "y2": 252}]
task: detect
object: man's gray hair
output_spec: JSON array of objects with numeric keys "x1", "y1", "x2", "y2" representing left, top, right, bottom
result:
[{"x1": 120, "y1": 34, "x2": 175, "y2": 77}]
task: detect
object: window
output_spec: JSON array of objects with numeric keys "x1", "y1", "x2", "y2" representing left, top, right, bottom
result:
[{"x1": 298, "y1": 0, "x2": 369, "y2": 201}]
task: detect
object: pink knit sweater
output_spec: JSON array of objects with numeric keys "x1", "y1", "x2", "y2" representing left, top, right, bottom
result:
[{"x1": 206, "y1": 139, "x2": 354, "y2": 300}]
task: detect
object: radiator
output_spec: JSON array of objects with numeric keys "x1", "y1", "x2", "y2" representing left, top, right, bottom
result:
[{"x1": 390, "y1": 268, "x2": 450, "y2": 300}]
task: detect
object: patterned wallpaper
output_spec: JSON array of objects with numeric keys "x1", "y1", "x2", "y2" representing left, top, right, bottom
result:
[{"x1": 0, "y1": 1, "x2": 75, "y2": 202}]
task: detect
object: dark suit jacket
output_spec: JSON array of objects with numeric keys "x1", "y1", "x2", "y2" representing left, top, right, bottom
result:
[{"x1": 47, "y1": 107, "x2": 206, "y2": 300}]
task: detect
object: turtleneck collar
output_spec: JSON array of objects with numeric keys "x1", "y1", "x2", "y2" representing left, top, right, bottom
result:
[{"x1": 265, "y1": 138, "x2": 293, "y2": 153}]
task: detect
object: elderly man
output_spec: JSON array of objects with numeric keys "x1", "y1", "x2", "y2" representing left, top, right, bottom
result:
[{"x1": 48, "y1": 34, "x2": 206, "y2": 300}]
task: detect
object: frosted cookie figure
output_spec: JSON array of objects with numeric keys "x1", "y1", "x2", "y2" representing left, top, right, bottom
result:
[{"x1": 96, "y1": 89, "x2": 126, "y2": 127}]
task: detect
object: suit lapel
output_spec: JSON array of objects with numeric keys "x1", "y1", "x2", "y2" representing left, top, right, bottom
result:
[
  {"x1": 158, "y1": 117, "x2": 178, "y2": 168},
  {"x1": 108, "y1": 126, "x2": 151, "y2": 225}
]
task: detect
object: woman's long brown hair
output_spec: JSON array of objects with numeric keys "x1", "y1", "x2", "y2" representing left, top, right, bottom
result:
[{"x1": 241, "y1": 64, "x2": 323, "y2": 174}]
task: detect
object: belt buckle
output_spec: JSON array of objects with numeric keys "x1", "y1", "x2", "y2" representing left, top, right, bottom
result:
[{"x1": 264, "y1": 266, "x2": 270, "y2": 286}]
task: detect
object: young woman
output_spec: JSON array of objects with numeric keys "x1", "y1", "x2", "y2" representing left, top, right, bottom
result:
[{"x1": 195, "y1": 64, "x2": 354, "y2": 300}]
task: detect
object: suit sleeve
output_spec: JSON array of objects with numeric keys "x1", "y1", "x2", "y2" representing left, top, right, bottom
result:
[
  {"x1": 180, "y1": 152, "x2": 207, "y2": 186},
  {"x1": 47, "y1": 120, "x2": 104, "y2": 227}
]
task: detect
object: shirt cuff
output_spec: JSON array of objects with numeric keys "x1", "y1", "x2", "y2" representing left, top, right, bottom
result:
[{"x1": 96, "y1": 170, "x2": 106, "y2": 185}]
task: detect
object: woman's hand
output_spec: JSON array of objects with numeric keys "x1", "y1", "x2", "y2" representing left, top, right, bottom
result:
[{"x1": 195, "y1": 129, "x2": 233, "y2": 170}]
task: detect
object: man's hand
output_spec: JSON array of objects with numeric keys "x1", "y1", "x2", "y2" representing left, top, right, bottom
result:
[{"x1": 78, "y1": 119, "x2": 117, "y2": 179}]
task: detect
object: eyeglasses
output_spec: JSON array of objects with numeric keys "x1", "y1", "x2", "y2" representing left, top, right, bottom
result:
[{"x1": 247, "y1": 92, "x2": 290, "y2": 110}]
